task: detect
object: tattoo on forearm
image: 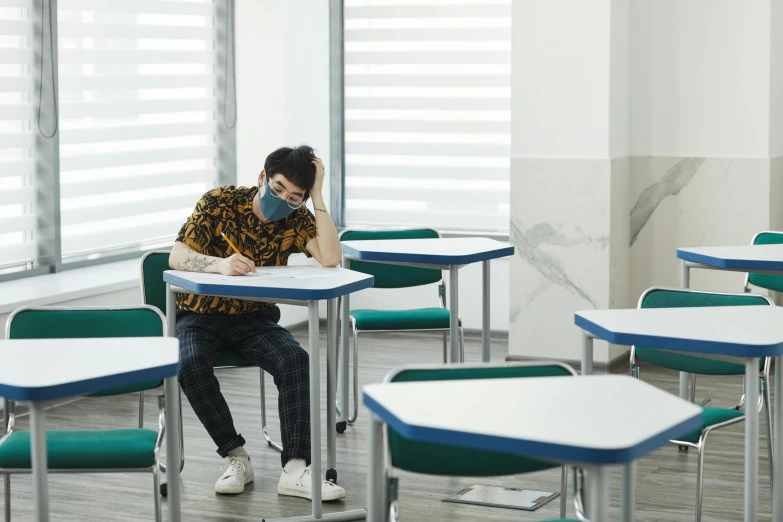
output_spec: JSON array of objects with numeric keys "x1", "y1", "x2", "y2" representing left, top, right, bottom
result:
[
  {"x1": 315, "y1": 207, "x2": 328, "y2": 214},
  {"x1": 178, "y1": 250, "x2": 217, "y2": 272},
  {"x1": 316, "y1": 226, "x2": 320, "y2": 237}
]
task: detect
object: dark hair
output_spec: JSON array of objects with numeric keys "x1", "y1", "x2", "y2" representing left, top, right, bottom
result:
[{"x1": 264, "y1": 145, "x2": 316, "y2": 194}]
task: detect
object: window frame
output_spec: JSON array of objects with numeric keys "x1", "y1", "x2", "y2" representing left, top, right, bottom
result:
[{"x1": 0, "y1": 0, "x2": 237, "y2": 283}]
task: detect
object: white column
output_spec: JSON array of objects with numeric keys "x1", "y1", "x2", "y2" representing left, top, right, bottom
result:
[{"x1": 509, "y1": 0, "x2": 630, "y2": 365}]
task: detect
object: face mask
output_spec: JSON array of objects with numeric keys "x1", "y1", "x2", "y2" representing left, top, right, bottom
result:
[{"x1": 258, "y1": 176, "x2": 297, "y2": 222}]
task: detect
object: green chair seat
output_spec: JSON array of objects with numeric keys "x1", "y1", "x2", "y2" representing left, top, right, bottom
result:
[
  {"x1": 675, "y1": 407, "x2": 744, "y2": 444},
  {"x1": 351, "y1": 308, "x2": 459, "y2": 331},
  {"x1": 391, "y1": 438, "x2": 558, "y2": 477},
  {"x1": 215, "y1": 351, "x2": 252, "y2": 368},
  {"x1": 635, "y1": 347, "x2": 759, "y2": 375},
  {"x1": 0, "y1": 429, "x2": 158, "y2": 469}
]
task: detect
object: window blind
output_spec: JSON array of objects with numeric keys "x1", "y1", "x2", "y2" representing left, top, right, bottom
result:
[
  {"x1": 57, "y1": 0, "x2": 218, "y2": 261},
  {"x1": 343, "y1": 0, "x2": 511, "y2": 233},
  {"x1": 0, "y1": 0, "x2": 37, "y2": 273}
]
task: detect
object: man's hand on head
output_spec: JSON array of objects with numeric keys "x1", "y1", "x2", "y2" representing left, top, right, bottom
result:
[{"x1": 311, "y1": 157, "x2": 325, "y2": 198}]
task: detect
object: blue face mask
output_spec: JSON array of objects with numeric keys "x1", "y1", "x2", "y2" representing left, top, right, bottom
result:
[{"x1": 258, "y1": 176, "x2": 297, "y2": 222}]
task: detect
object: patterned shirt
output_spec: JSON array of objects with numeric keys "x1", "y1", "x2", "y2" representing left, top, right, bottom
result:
[{"x1": 175, "y1": 185, "x2": 317, "y2": 315}]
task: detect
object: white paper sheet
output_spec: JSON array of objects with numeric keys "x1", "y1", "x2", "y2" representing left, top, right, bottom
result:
[{"x1": 254, "y1": 266, "x2": 340, "y2": 279}]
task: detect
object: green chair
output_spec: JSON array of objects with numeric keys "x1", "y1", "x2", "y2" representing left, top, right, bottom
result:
[
  {"x1": 744, "y1": 231, "x2": 783, "y2": 294},
  {"x1": 140, "y1": 251, "x2": 282, "y2": 459},
  {"x1": 380, "y1": 361, "x2": 585, "y2": 521},
  {"x1": 4, "y1": 305, "x2": 167, "y2": 521},
  {"x1": 338, "y1": 229, "x2": 463, "y2": 429},
  {"x1": 630, "y1": 287, "x2": 773, "y2": 522}
]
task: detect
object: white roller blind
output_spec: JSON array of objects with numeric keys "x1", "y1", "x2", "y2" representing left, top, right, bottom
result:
[
  {"x1": 0, "y1": 0, "x2": 37, "y2": 272},
  {"x1": 343, "y1": 0, "x2": 511, "y2": 233},
  {"x1": 58, "y1": 0, "x2": 218, "y2": 260}
]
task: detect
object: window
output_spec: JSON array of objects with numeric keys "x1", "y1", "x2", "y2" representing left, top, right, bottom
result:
[
  {"x1": 0, "y1": 0, "x2": 36, "y2": 274},
  {"x1": 342, "y1": 0, "x2": 511, "y2": 233},
  {"x1": 57, "y1": 0, "x2": 218, "y2": 263},
  {"x1": 0, "y1": 0, "x2": 232, "y2": 281}
]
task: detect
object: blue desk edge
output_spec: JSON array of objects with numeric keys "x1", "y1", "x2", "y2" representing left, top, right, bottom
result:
[
  {"x1": 574, "y1": 313, "x2": 783, "y2": 357},
  {"x1": 341, "y1": 243, "x2": 515, "y2": 265},
  {"x1": 163, "y1": 271, "x2": 374, "y2": 300},
  {"x1": 0, "y1": 362, "x2": 179, "y2": 402}
]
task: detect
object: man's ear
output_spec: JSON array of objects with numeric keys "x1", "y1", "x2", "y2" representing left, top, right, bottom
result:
[{"x1": 258, "y1": 170, "x2": 266, "y2": 184}]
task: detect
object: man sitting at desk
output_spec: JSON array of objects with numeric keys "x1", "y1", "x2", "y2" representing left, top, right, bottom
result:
[{"x1": 168, "y1": 145, "x2": 345, "y2": 500}]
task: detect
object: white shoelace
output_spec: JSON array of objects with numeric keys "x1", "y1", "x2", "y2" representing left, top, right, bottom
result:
[{"x1": 221, "y1": 456, "x2": 245, "y2": 477}]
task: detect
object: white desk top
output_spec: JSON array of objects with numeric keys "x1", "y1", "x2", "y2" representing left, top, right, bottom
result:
[
  {"x1": 0, "y1": 337, "x2": 179, "y2": 401},
  {"x1": 576, "y1": 306, "x2": 783, "y2": 358},
  {"x1": 163, "y1": 266, "x2": 374, "y2": 301},
  {"x1": 363, "y1": 375, "x2": 701, "y2": 465},
  {"x1": 341, "y1": 237, "x2": 514, "y2": 266},
  {"x1": 677, "y1": 244, "x2": 783, "y2": 271}
]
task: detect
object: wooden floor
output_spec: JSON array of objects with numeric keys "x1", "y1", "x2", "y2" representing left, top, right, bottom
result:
[{"x1": 3, "y1": 329, "x2": 773, "y2": 521}]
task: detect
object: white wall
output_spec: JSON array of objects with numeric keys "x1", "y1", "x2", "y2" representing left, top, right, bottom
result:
[
  {"x1": 511, "y1": 0, "x2": 611, "y2": 158},
  {"x1": 236, "y1": 0, "x2": 331, "y2": 325},
  {"x1": 771, "y1": 0, "x2": 783, "y2": 157},
  {"x1": 630, "y1": 0, "x2": 770, "y2": 157}
]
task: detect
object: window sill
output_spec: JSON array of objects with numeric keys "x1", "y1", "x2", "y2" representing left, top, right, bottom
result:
[{"x1": 0, "y1": 259, "x2": 141, "y2": 316}]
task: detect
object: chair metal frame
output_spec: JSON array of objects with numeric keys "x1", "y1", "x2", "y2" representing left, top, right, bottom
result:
[
  {"x1": 140, "y1": 251, "x2": 283, "y2": 463},
  {"x1": 629, "y1": 287, "x2": 773, "y2": 522},
  {"x1": 3, "y1": 305, "x2": 169, "y2": 522},
  {"x1": 337, "y1": 228, "x2": 464, "y2": 428},
  {"x1": 379, "y1": 361, "x2": 586, "y2": 522}
]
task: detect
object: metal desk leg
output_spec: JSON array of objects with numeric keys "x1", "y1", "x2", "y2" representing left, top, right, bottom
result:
[
  {"x1": 773, "y1": 355, "x2": 782, "y2": 520},
  {"x1": 587, "y1": 466, "x2": 609, "y2": 522},
  {"x1": 165, "y1": 283, "x2": 182, "y2": 522},
  {"x1": 164, "y1": 377, "x2": 182, "y2": 522},
  {"x1": 621, "y1": 462, "x2": 636, "y2": 522},
  {"x1": 309, "y1": 301, "x2": 323, "y2": 517},
  {"x1": 745, "y1": 358, "x2": 760, "y2": 522},
  {"x1": 481, "y1": 260, "x2": 490, "y2": 363},
  {"x1": 326, "y1": 298, "x2": 338, "y2": 483},
  {"x1": 679, "y1": 261, "x2": 691, "y2": 399},
  {"x1": 448, "y1": 265, "x2": 460, "y2": 363},
  {"x1": 338, "y1": 258, "x2": 351, "y2": 432},
  {"x1": 367, "y1": 414, "x2": 384, "y2": 522},
  {"x1": 30, "y1": 402, "x2": 49, "y2": 522},
  {"x1": 581, "y1": 331, "x2": 594, "y2": 376}
]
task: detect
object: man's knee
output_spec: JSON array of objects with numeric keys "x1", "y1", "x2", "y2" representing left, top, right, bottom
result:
[
  {"x1": 178, "y1": 342, "x2": 214, "y2": 390},
  {"x1": 282, "y1": 345, "x2": 309, "y2": 373}
]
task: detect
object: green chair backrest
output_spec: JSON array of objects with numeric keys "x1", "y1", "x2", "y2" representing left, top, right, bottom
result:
[
  {"x1": 748, "y1": 232, "x2": 783, "y2": 292},
  {"x1": 141, "y1": 250, "x2": 250, "y2": 369},
  {"x1": 141, "y1": 250, "x2": 171, "y2": 314},
  {"x1": 387, "y1": 363, "x2": 576, "y2": 476},
  {"x1": 7, "y1": 307, "x2": 165, "y2": 396},
  {"x1": 636, "y1": 288, "x2": 770, "y2": 375},
  {"x1": 340, "y1": 229, "x2": 442, "y2": 289}
]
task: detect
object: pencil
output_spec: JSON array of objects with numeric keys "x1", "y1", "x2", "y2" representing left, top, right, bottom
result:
[{"x1": 221, "y1": 232, "x2": 258, "y2": 276}]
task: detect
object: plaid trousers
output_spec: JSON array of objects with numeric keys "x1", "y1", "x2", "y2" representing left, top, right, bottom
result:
[{"x1": 175, "y1": 306, "x2": 309, "y2": 466}]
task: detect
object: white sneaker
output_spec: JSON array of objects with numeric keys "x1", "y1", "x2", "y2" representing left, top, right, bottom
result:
[
  {"x1": 215, "y1": 455, "x2": 254, "y2": 494},
  {"x1": 277, "y1": 466, "x2": 346, "y2": 501}
]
